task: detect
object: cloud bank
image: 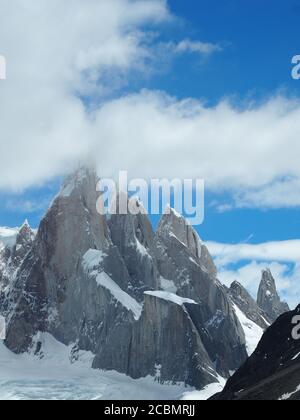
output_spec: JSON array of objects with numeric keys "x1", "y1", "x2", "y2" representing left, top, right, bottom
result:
[{"x1": 0, "y1": 0, "x2": 300, "y2": 211}]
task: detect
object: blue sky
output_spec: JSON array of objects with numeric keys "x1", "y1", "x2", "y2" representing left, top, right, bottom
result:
[
  {"x1": 145, "y1": 0, "x2": 300, "y2": 104},
  {"x1": 1, "y1": 0, "x2": 300, "y2": 304}
]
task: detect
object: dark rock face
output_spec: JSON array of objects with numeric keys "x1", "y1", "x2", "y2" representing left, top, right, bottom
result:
[
  {"x1": 108, "y1": 196, "x2": 159, "y2": 301},
  {"x1": 155, "y1": 207, "x2": 217, "y2": 278},
  {"x1": 93, "y1": 293, "x2": 219, "y2": 387},
  {"x1": 154, "y1": 209, "x2": 247, "y2": 375},
  {"x1": 2, "y1": 167, "x2": 248, "y2": 389},
  {"x1": 228, "y1": 281, "x2": 269, "y2": 330},
  {"x1": 211, "y1": 306, "x2": 300, "y2": 400},
  {"x1": 3, "y1": 168, "x2": 135, "y2": 354},
  {"x1": 257, "y1": 269, "x2": 290, "y2": 323}
]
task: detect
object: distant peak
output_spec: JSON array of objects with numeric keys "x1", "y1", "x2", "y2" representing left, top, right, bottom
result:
[
  {"x1": 21, "y1": 219, "x2": 30, "y2": 228},
  {"x1": 257, "y1": 268, "x2": 290, "y2": 322},
  {"x1": 260, "y1": 268, "x2": 276, "y2": 288},
  {"x1": 16, "y1": 219, "x2": 35, "y2": 245},
  {"x1": 19, "y1": 219, "x2": 33, "y2": 234},
  {"x1": 229, "y1": 281, "x2": 250, "y2": 299}
]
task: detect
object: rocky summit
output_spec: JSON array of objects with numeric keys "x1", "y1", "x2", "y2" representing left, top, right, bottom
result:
[
  {"x1": 0, "y1": 167, "x2": 291, "y2": 392},
  {"x1": 257, "y1": 269, "x2": 290, "y2": 323},
  {"x1": 227, "y1": 281, "x2": 270, "y2": 330}
]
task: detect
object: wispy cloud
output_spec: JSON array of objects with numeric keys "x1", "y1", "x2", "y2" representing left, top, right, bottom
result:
[
  {"x1": 233, "y1": 178, "x2": 300, "y2": 209},
  {"x1": 5, "y1": 198, "x2": 51, "y2": 214},
  {"x1": 206, "y1": 239, "x2": 300, "y2": 307},
  {"x1": 174, "y1": 39, "x2": 222, "y2": 55},
  {"x1": 207, "y1": 240, "x2": 300, "y2": 265}
]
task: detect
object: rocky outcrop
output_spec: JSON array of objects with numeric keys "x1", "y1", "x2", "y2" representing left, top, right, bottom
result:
[
  {"x1": 108, "y1": 195, "x2": 159, "y2": 301},
  {"x1": 211, "y1": 306, "x2": 300, "y2": 400},
  {"x1": 156, "y1": 207, "x2": 217, "y2": 277},
  {"x1": 0, "y1": 221, "x2": 35, "y2": 290},
  {"x1": 257, "y1": 269, "x2": 290, "y2": 323},
  {"x1": 93, "y1": 292, "x2": 219, "y2": 387},
  {"x1": 227, "y1": 281, "x2": 269, "y2": 330},
  {"x1": 154, "y1": 208, "x2": 247, "y2": 375},
  {"x1": 2, "y1": 167, "x2": 248, "y2": 389},
  {"x1": 4, "y1": 168, "x2": 135, "y2": 353}
]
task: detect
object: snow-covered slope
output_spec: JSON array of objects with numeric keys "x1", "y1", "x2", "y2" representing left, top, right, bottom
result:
[
  {"x1": 181, "y1": 378, "x2": 226, "y2": 401},
  {"x1": 232, "y1": 304, "x2": 264, "y2": 356},
  {"x1": 0, "y1": 335, "x2": 220, "y2": 401}
]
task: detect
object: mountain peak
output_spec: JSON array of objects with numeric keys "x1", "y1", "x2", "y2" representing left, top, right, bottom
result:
[
  {"x1": 158, "y1": 206, "x2": 201, "y2": 242},
  {"x1": 156, "y1": 208, "x2": 217, "y2": 276},
  {"x1": 59, "y1": 166, "x2": 99, "y2": 199},
  {"x1": 259, "y1": 269, "x2": 278, "y2": 298},
  {"x1": 164, "y1": 205, "x2": 184, "y2": 219},
  {"x1": 257, "y1": 268, "x2": 289, "y2": 323},
  {"x1": 21, "y1": 219, "x2": 30, "y2": 228},
  {"x1": 17, "y1": 220, "x2": 35, "y2": 243},
  {"x1": 229, "y1": 281, "x2": 250, "y2": 301},
  {"x1": 228, "y1": 280, "x2": 270, "y2": 330},
  {"x1": 157, "y1": 207, "x2": 203, "y2": 259}
]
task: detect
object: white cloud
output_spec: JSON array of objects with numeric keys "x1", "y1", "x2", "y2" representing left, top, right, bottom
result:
[
  {"x1": 5, "y1": 197, "x2": 51, "y2": 214},
  {"x1": 207, "y1": 240, "x2": 300, "y2": 266},
  {"x1": 0, "y1": 0, "x2": 170, "y2": 190},
  {"x1": 233, "y1": 178, "x2": 300, "y2": 209},
  {"x1": 174, "y1": 39, "x2": 222, "y2": 55},
  {"x1": 0, "y1": 1, "x2": 300, "y2": 211},
  {"x1": 88, "y1": 93, "x2": 300, "y2": 196},
  {"x1": 206, "y1": 240, "x2": 300, "y2": 308}
]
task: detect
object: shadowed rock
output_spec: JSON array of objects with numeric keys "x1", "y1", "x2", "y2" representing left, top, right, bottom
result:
[
  {"x1": 257, "y1": 269, "x2": 290, "y2": 323},
  {"x1": 211, "y1": 305, "x2": 300, "y2": 400},
  {"x1": 228, "y1": 281, "x2": 270, "y2": 330}
]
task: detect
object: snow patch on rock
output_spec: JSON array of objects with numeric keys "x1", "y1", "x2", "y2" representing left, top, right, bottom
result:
[
  {"x1": 96, "y1": 272, "x2": 142, "y2": 320},
  {"x1": 233, "y1": 304, "x2": 264, "y2": 356},
  {"x1": 82, "y1": 249, "x2": 106, "y2": 271},
  {"x1": 145, "y1": 291, "x2": 197, "y2": 307},
  {"x1": 181, "y1": 376, "x2": 226, "y2": 401}
]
